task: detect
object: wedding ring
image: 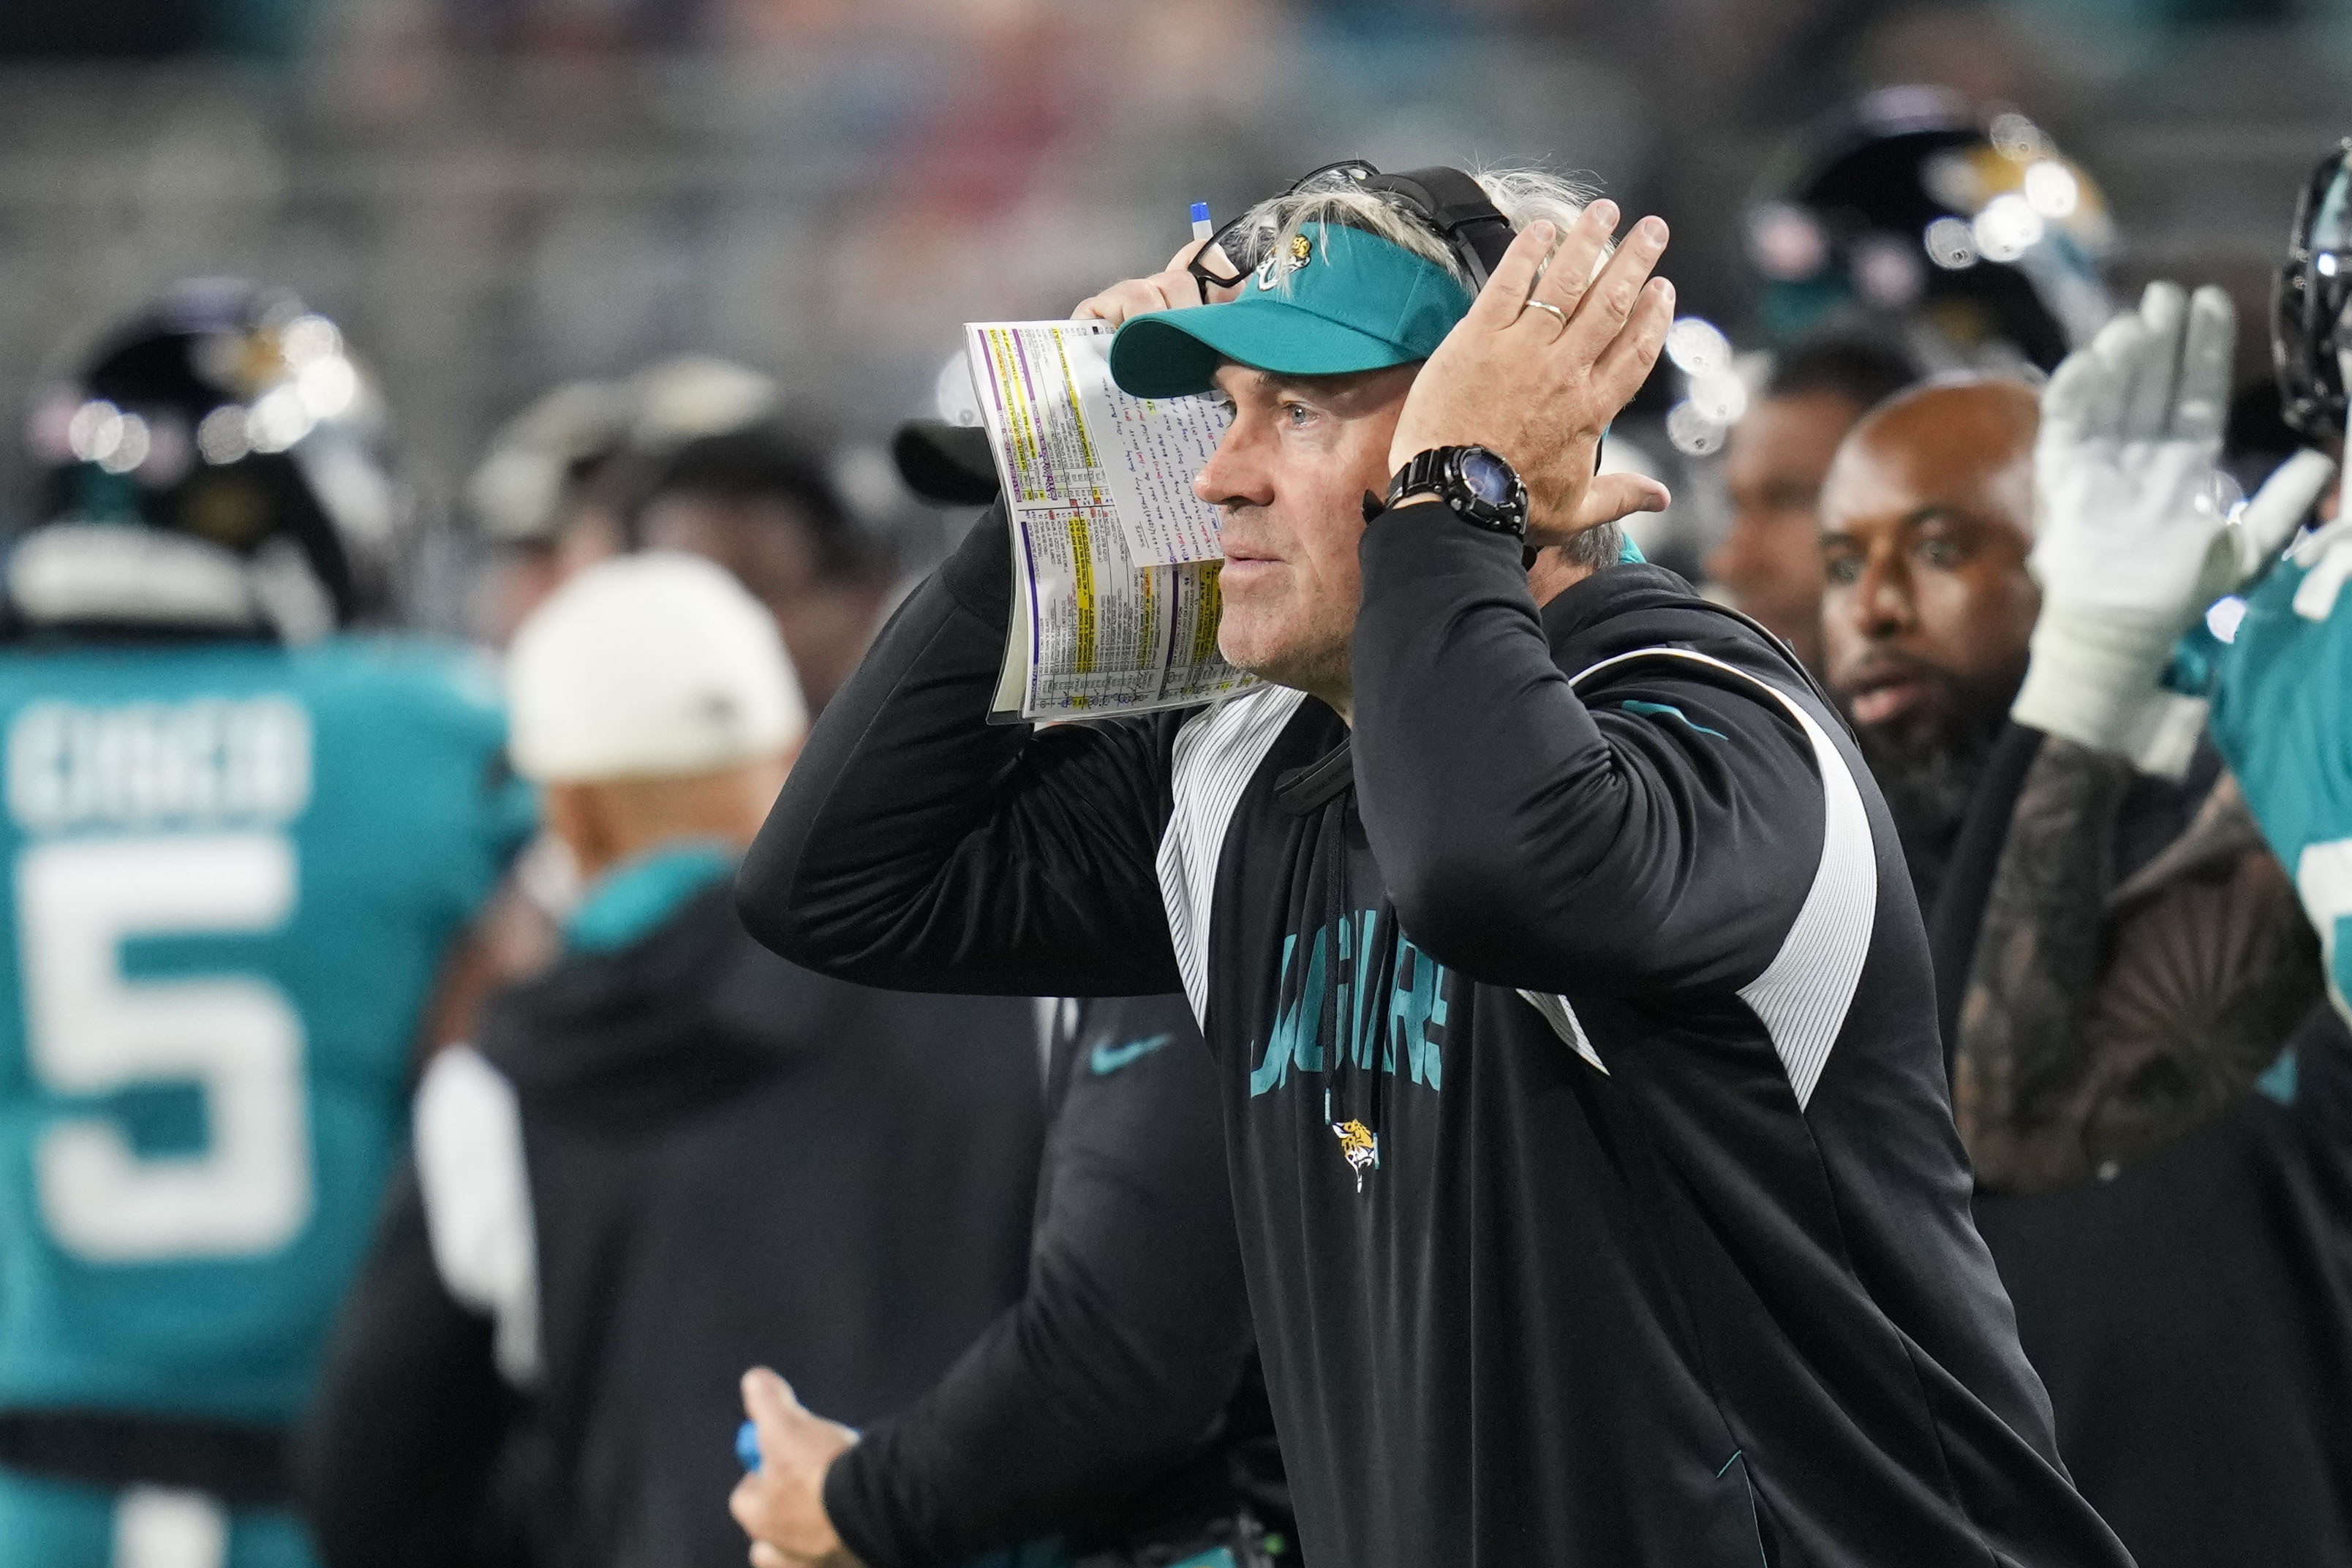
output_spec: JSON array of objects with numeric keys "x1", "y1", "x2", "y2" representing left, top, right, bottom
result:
[{"x1": 1520, "y1": 299, "x2": 1569, "y2": 333}]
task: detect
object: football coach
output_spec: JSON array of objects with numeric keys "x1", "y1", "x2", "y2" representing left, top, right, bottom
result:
[{"x1": 734, "y1": 164, "x2": 2130, "y2": 1568}]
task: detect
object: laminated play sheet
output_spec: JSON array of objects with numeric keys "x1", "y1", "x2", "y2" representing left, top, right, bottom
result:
[{"x1": 965, "y1": 319, "x2": 1254, "y2": 720}]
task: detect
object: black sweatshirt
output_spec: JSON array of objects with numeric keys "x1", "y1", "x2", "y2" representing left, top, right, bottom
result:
[
  {"x1": 825, "y1": 993, "x2": 1285, "y2": 1565},
  {"x1": 1975, "y1": 1001, "x2": 2352, "y2": 1568},
  {"x1": 739, "y1": 502, "x2": 2133, "y2": 1568},
  {"x1": 298, "y1": 881, "x2": 1044, "y2": 1568}
]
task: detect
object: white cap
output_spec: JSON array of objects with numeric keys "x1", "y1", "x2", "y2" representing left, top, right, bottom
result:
[{"x1": 505, "y1": 551, "x2": 806, "y2": 783}]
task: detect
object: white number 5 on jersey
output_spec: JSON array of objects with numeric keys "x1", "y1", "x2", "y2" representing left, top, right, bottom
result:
[{"x1": 16, "y1": 834, "x2": 312, "y2": 1262}]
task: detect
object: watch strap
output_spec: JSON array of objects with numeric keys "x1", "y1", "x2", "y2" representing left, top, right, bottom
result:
[
  {"x1": 1384, "y1": 448, "x2": 1451, "y2": 511},
  {"x1": 1363, "y1": 450, "x2": 1452, "y2": 524},
  {"x1": 1380, "y1": 446, "x2": 1528, "y2": 538}
]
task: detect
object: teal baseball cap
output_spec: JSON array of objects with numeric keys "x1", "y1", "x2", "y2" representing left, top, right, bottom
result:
[{"x1": 1109, "y1": 222, "x2": 1475, "y2": 399}]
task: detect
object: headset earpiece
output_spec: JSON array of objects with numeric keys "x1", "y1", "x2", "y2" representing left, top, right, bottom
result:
[{"x1": 1362, "y1": 166, "x2": 1517, "y2": 290}]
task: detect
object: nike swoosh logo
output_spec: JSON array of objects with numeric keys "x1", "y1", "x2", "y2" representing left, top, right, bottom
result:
[{"x1": 1090, "y1": 1034, "x2": 1175, "y2": 1075}]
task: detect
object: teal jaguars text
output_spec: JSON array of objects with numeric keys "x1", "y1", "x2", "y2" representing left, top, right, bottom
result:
[{"x1": 1248, "y1": 910, "x2": 1450, "y2": 1096}]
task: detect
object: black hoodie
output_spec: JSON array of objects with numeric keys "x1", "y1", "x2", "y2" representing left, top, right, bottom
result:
[
  {"x1": 738, "y1": 502, "x2": 2133, "y2": 1568},
  {"x1": 823, "y1": 992, "x2": 1290, "y2": 1566},
  {"x1": 299, "y1": 878, "x2": 1044, "y2": 1568}
]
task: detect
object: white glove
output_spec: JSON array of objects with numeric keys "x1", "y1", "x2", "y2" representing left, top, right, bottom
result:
[{"x1": 2013, "y1": 282, "x2": 2334, "y2": 775}]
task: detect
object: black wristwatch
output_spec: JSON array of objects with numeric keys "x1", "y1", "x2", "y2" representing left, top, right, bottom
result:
[{"x1": 1379, "y1": 445, "x2": 1530, "y2": 539}]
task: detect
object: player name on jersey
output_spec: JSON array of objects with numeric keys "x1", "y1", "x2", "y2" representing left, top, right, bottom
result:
[{"x1": 5, "y1": 697, "x2": 313, "y2": 834}]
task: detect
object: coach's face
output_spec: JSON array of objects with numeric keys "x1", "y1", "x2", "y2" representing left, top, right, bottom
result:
[{"x1": 1196, "y1": 359, "x2": 1418, "y2": 706}]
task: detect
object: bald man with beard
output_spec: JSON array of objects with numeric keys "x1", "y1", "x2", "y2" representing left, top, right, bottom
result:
[
  {"x1": 1818, "y1": 379, "x2": 2045, "y2": 910},
  {"x1": 1822, "y1": 377, "x2": 2340, "y2": 1568}
]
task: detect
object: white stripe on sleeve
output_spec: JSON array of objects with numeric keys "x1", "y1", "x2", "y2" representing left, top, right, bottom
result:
[{"x1": 1564, "y1": 648, "x2": 1878, "y2": 1110}]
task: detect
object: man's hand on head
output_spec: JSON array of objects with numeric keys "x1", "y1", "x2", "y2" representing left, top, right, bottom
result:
[
  {"x1": 1387, "y1": 201, "x2": 1676, "y2": 545},
  {"x1": 1073, "y1": 237, "x2": 1242, "y2": 327},
  {"x1": 728, "y1": 1368, "x2": 867, "y2": 1568}
]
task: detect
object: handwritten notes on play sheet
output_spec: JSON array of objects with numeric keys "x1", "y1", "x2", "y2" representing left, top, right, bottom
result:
[{"x1": 964, "y1": 319, "x2": 1254, "y2": 721}]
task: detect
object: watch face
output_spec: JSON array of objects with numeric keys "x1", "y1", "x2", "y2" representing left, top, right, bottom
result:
[{"x1": 1459, "y1": 448, "x2": 1517, "y2": 509}]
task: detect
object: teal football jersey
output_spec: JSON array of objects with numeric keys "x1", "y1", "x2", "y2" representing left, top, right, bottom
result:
[
  {"x1": 2212, "y1": 556, "x2": 2352, "y2": 1022},
  {"x1": 0, "y1": 635, "x2": 532, "y2": 1425}
]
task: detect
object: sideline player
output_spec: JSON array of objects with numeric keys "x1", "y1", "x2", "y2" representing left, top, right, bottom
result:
[
  {"x1": 1933, "y1": 148, "x2": 2352, "y2": 1565},
  {"x1": 0, "y1": 282, "x2": 531, "y2": 1567}
]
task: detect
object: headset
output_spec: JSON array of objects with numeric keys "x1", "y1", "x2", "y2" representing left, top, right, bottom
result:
[
  {"x1": 1353, "y1": 164, "x2": 1520, "y2": 287},
  {"x1": 20, "y1": 279, "x2": 399, "y2": 636},
  {"x1": 1188, "y1": 160, "x2": 1518, "y2": 296}
]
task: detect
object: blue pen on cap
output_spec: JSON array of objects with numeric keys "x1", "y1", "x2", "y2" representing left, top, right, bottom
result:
[
  {"x1": 736, "y1": 1417, "x2": 761, "y2": 1473},
  {"x1": 1191, "y1": 201, "x2": 1213, "y2": 243}
]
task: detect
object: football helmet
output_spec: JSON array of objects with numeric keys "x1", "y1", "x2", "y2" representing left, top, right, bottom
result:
[
  {"x1": 1746, "y1": 86, "x2": 2114, "y2": 372},
  {"x1": 17, "y1": 279, "x2": 399, "y2": 639},
  {"x1": 2272, "y1": 138, "x2": 2352, "y2": 445}
]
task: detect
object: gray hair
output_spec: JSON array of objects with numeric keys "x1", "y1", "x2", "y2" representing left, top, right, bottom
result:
[
  {"x1": 1227, "y1": 165, "x2": 1623, "y2": 570},
  {"x1": 1227, "y1": 164, "x2": 1601, "y2": 290}
]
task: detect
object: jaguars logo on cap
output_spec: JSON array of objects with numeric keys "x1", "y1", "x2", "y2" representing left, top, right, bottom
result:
[{"x1": 1254, "y1": 231, "x2": 1314, "y2": 292}]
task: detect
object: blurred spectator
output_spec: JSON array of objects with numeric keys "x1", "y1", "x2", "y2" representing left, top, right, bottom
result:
[
  {"x1": 461, "y1": 380, "x2": 631, "y2": 649},
  {"x1": 1820, "y1": 364, "x2": 2337, "y2": 1568},
  {"x1": 464, "y1": 358, "x2": 782, "y2": 650},
  {"x1": 300, "y1": 552, "x2": 1044, "y2": 1568},
  {"x1": 739, "y1": 994, "x2": 1295, "y2": 1568},
  {"x1": 1704, "y1": 331, "x2": 1920, "y2": 669},
  {"x1": 1819, "y1": 369, "x2": 2324, "y2": 1163},
  {"x1": 1818, "y1": 377, "x2": 2043, "y2": 909},
  {"x1": 0, "y1": 282, "x2": 530, "y2": 1567},
  {"x1": 461, "y1": 358, "x2": 795, "y2": 991},
  {"x1": 633, "y1": 426, "x2": 898, "y2": 716}
]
